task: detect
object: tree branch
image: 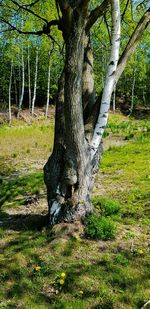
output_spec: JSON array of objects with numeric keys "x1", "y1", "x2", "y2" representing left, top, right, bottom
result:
[
  {"x1": 23, "y1": 0, "x2": 41, "y2": 8},
  {"x1": 121, "y1": 0, "x2": 130, "y2": 22},
  {"x1": 9, "y1": 0, "x2": 48, "y2": 23},
  {"x1": 116, "y1": 7, "x2": 150, "y2": 82},
  {"x1": 0, "y1": 16, "x2": 61, "y2": 36},
  {"x1": 86, "y1": 0, "x2": 110, "y2": 31},
  {"x1": 0, "y1": 17, "x2": 43, "y2": 35}
]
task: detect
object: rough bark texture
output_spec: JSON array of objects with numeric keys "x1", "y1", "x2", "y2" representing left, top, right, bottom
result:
[
  {"x1": 44, "y1": 1, "x2": 96, "y2": 225},
  {"x1": 44, "y1": 0, "x2": 149, "y2": 226}
]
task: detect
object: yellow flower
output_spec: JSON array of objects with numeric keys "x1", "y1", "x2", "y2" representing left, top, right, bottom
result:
[
  {"x1": 138, "y1": 249, "x2": 144, "y2": 255},
  {"x1": 79, "y1": 290, "x2": 84, "y2": 295},
  {"x1": 35, "y1": 266, "x2": 41, "y2": 271},
  {"x1": 59, "y1": 279, "x2": 65, "y2": 285},
  {"x1": 60, "y1": 272, "x2": 66, "y2": 278}
]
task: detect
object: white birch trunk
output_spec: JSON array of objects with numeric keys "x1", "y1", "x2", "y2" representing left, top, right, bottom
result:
[
  {"x1": 28, "y1": 42, "x2": 31, "y2": 111},
  {"x1": 91, "y1": 0, "x2": 121, "y2": 158},
  {"x1": 9, "y1": 60, "x2": 13, "y2": 126},
  {"x1": 31, "y1": 48, "x2": 38, "y2": 117},
  {"x1": 19, "y1": 45, "x2": 25, "y2": 111},
  {"x1": 45, "y1": 56, "x2": 51, "y2": 119}
]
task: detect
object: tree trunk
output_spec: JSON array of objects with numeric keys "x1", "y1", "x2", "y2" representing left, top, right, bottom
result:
[
  {"x1": 28, "y1": 42, "x2": 32, "y2": 111},
  {"x1": 113, "y1": 84, "x2": 116, "y2": 113},
  {"x1": 8, "y1": 60, "x2": 13, "y2": 126},
  {"x1": 129, "y1": 68, "x2": 136, "y2": 116},
  {"x1": 44, "y1": 0, "x2": 120, "y2": 225},
  {"x1": 13, "y1": 67, "x2": 18, "y2": 106},
  {"x1": 31, "y1": 48, "x2": 38, "y2": 117},
  {"x1": 83, "y1": 34, "x2": 95, "y2": 120},
  {"x1": 18, "y1": 45, "x2": 25, "y2": 112},
  {"x1": 45, "y1": 53, "x2": 51, "y2": 119},
  {"x1": 91, "y1": 0, "x2": 120, "y2": 158}
]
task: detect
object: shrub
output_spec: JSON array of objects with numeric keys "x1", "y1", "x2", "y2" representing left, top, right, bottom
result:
[
  {"x1": 85, "y1": 214, "x2": 116, "y2": 240},
  {"x1": 92, "y1": 197, "x2": 121, "y2": 216}
]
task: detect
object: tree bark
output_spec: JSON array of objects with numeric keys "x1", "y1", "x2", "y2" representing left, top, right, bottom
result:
[
  {"x1": 83, "y1": 34, "x2": 95, "y2": 120},
  {"x1": 8, "y1": 60, "x2": 13, "y2": 126},
  {"x1": 44, "y1": 0, "x2": 120, "y2": 225},
  {"x1": 28, "y1": 42, "x2": 32, "y2": 111},
  {"x1": 129, "y1": 68, "x2": 136, "y2": 116},
  {"x1": 91, "y1": 0, "x2": 121, "y2": 158},
  {"x1": 18, "y1": 45, "x2": 25, "y2": 112},
  {"x1": 45, "y1": 52, "x2": 51, "y2": 119},
  {"x1": 31, "y1": 47, "x2": 38, "y2": 117},
  {"x1": 113, "y1": 84, "x2": 116, "y2": 113}
]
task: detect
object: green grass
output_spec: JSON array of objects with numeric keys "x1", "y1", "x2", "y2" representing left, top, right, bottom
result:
[
  {"x1": 0, "y1": 113, "x2": 150, "y2": 308},
  {"x1": 0, "y1": 171, "x2": 44, "y2": 208}
]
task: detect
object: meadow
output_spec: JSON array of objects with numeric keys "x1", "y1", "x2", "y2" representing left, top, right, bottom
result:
[{"x1": 0, "y1": 112, "x2": 150, "y2": 309}]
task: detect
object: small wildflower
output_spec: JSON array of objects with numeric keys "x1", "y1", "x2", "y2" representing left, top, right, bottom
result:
[
  {"x1": 59, "y1": 279, "x2": 65, "y2": 285},
  {"x1": 60, "y1": 272, "x2": 66, "y2": 278},
  {"x1": 35, "y1": 266, "x2": 41, "y2": 272},
  {"x1": 79, "y1": 290, "x2": 84, "y2": 295},
  {"x1": 138, "y1": 249, "x2": 144, "y2": 255}
]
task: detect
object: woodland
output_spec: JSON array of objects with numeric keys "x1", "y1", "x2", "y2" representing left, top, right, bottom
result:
[{"x1": 0, "y1": 0, "x2": 150, "y2": 308}]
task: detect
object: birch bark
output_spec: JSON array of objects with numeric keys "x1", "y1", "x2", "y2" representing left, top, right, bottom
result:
[
  {"x1": 31, "y1": 48, "x2": 38, "y2": 117},
  {"x1": 9, "y1": 60, "x2": 13, "y2": 126},
  {"x1": 28, "y1": 42, "x2": 32, "y2": 111},
  {"x1": 18, "y1": 45, "x2": 25, "y2": 111},
  {"x1": 45, "y1": 54, "x2": 51, "y2": 119},
  {"x1": 91, "y1": 0, "x2": 121, "y2": 158}
]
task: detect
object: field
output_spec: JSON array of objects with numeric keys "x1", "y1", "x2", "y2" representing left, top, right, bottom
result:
[{"x1": 0, "y1": 111, "x2": 150, "y2": 309}]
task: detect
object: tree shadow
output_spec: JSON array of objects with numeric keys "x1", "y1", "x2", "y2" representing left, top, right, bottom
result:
[{"x1": 0, "y1": 210, "x2": 48, "y2": 231}]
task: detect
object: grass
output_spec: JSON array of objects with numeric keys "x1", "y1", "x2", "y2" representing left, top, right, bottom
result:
[{"x1": 0, "y1": 112, "x2": 150, "y2": 308}]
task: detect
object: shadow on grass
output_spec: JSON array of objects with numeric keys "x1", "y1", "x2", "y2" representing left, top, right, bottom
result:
[
  {"x1": 0, "y1": 210, "x2": 48, "y2": 231},
  {"x1": 0, "y1": 170, "x2": 45, "y2": 208}
]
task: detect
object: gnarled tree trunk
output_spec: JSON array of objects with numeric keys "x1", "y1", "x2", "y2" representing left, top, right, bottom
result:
[{"x1": 44, "y1": 0, "x2": 120, "y2": 225}]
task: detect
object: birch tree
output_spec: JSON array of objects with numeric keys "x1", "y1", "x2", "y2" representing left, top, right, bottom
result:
[
  {"x1": 18, "y1": 44, "x2": 25, "y2": 112},
  {"x1": 8, "y1": 60, "x2": 13, "y2": 125},
  {"x1": 45, "y1": 50, "x2": 51, "y2": 118},
  {"x1": 28, "y1": 41, "x2": 32, "y2": 111},
  {"x1": 31, "y1": 47, "x2": 38, "y2": 117}
]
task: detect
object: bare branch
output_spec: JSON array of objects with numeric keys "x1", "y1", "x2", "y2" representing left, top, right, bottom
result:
[
  {"x1": 0, "y1": 17, "x2": 43, "y2": 35},
  {"x1": 23, "y1": 0, "x2": 41, "y2": 8},
  {"x1": 86, "y1": 0, "x2": 110, "y2": 31},
  {"x1": 9, "y1": 0, "x2": 48, "y2": 23},
  {"x1": 121, "y1": 0, "x2": 130, "y2": 22}
]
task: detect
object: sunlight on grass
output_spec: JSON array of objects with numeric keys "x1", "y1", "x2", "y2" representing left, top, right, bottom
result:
[{"x1": 0, "y1": 113, "x2": 150, "y2": 308}]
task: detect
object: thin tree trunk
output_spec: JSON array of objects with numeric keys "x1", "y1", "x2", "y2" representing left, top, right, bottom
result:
[
  {"x1": 129, "y1": 68, "x2": 136, "y2": 116},
  {"x1": 13, "y1": 67, "x2": 18, "y2": 106},
  {"x1": 9, "y1": 60, "x2": 13, "y2": 126},
  {"x1": 18, "y1": 45, "x2": 25, "y2": 112},
  {"x1": 28, "y1": 42, "x2": 32, "y2": 111},
  {"x1": 45, "y1": 54, "x2": 51, "y2": 119},
  {"x1": 31, "y1": 48, "x2": 38, "y2": 117},
  {"x1": 142, "y1": 87, "x2": 145, "y2": 104},
  {"x1": 113, "y1": 84, "x2": 116, "y2": 113}
]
